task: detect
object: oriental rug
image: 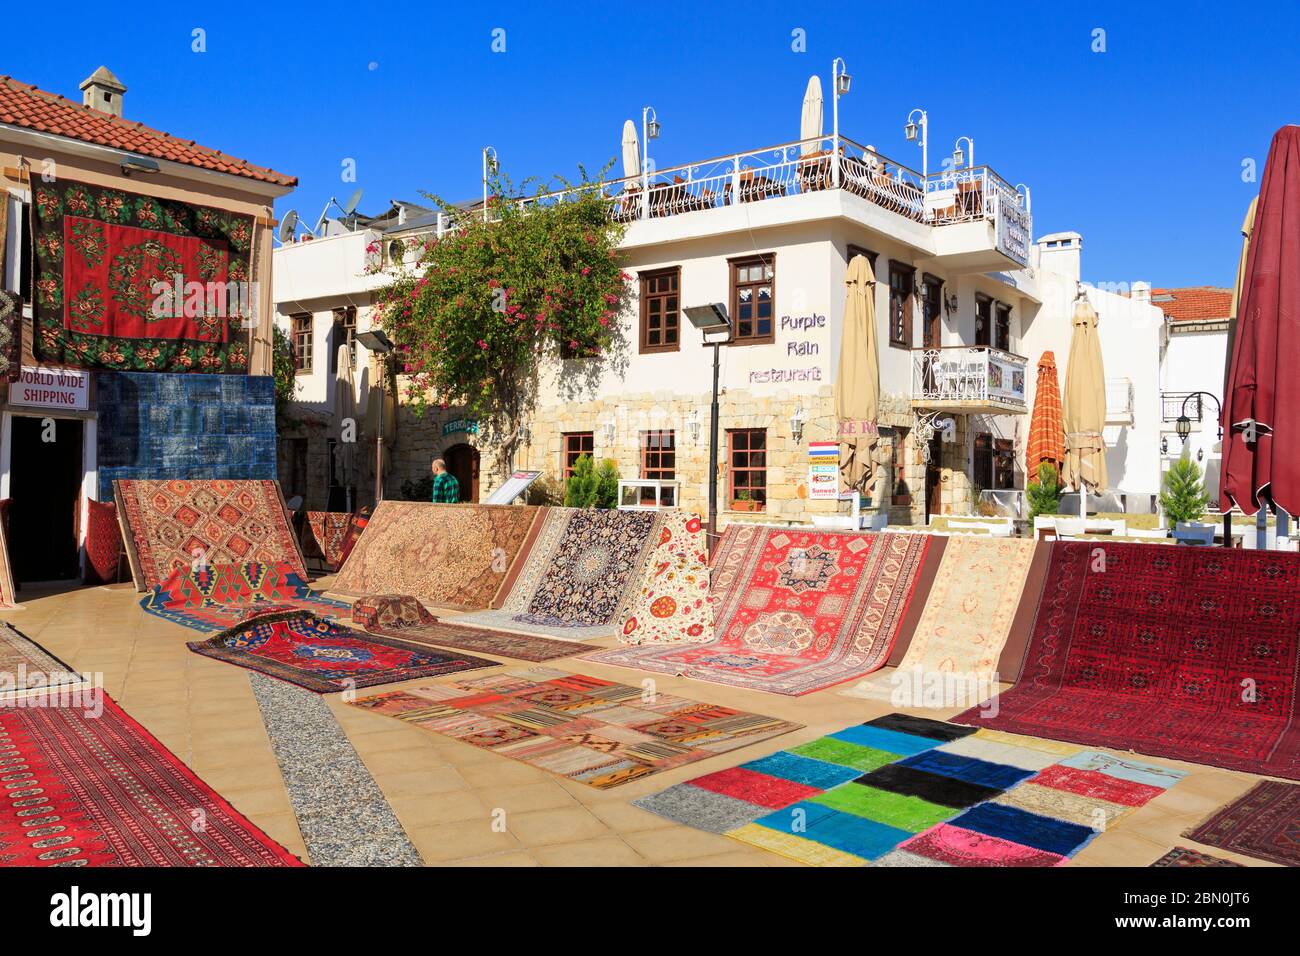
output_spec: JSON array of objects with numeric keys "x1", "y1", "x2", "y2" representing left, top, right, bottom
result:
[
  {"x1": 0, "y1": 691, "x2": 302, "y2": 866},
  {"x1": 116, "y1": 479, "x2": 307, "y2": 591},
  {"x1": 0, "y1": 503, "x2": 13, "y2": 609},
  {"x1": 1182, "y1": 781, "x2": 1300, "y2": 867},
  {"x1": 359, "y1": 599, "x2": 599, "y2": 662},
  {"x1": 29, "y1": 178, "x2": 253, "y2": 372},
  {"x1": 457, "y1": 508, "x2": 664, "y2": 640},
  {"x1": 1150, "y1": 846, "x2": 1243, "y2": 867},
  {"x1": 845, "y1": 537, "x2": 1035, "y2": 697},
  {"x1": 634, "y1": 716, "x2": 1183, "y2": 866},
  {"x1": 302, "y1": 512, "x2": 353, "y2": 572},
  {"x1": 348, "y1": 667, "x2": 801, "y2": 789},
  {"x1": 615, "y1": 511, "x2": 713, "y2": 646},
  {"x1": 583, "y1": 526, "x2": 930, "y2": 695},
  {"x1": 0, "y1": 289, "x2": 21, "y2": 382},
  {"x1": 351, "y1": 593, "x2": 437, "y2": 630},
  {"x1": 329, "y1": 501, "x2": 541, "y2": 611},
  {"x1": 140, "y1": 562, "x2": 349, "y2": 633},
  {"x1": 187, "y1": 608, "x2": 495, "y2": 693},
  {"x1": 0, "y1": 623, "x2": 82, "y2": 698},
  {"x1": 83, "y1": 498, "x2": 124, "y2": 585},
  {"x1": 953, "y1": 542, "x2": 1300, "y2": 780}
]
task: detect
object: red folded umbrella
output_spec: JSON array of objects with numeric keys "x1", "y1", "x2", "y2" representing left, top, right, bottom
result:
[{"x1": 1221, "y1": 125, "x2": 1300, "y2": 515}]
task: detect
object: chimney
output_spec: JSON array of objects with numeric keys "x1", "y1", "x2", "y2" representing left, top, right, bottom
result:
[
  {"x1": 79, "y1": 66, "x2": 126, "y2": 118},
  {"x1": 1131, "y1": 281, "x2": 1151, "y2": 303},
  {"x1": 1035, "y1": 231, "x2": 1082, "y2": 285}
]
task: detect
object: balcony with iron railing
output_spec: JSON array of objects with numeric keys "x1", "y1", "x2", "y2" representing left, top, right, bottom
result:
[
  {"x1": 413, "y1": 135, "x2": 1032, "y2": 271},
  {"x1": 912, "y1": 346, "x2": 1029, "y2": 414}
]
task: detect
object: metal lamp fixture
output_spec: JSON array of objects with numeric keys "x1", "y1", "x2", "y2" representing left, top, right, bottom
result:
[
  {"x1": 120, "y1": 154, "x2": 161, "y2": 176},
  {"x1": 603, "y1": 420, "x2": 616, "y2": 444},
  {"x1": 953, "y1": 136, "x2": 975, "y2": 169},
  {"x1": 790, "y1": 406, "x2": 807, "y2": 444},
  {"x1": 831, "y1": 58, "x2": 850, "y2": 188},
  {"x1": 1175, "y1": 414, "x2": 1192, "y2": 445},
  {"x1": 684, "y1": 303, "x2": 733, "y2": 549},
  {"x1": 905, "y1": 108, "x2": 929, "y2": 181},
  {"x1": 687, "y1": 410, "x2": 701, "y2": 444}
]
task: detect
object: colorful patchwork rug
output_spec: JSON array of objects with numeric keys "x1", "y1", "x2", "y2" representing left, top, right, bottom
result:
[
  {"x1": 302, "y1": 511, "x2": 354, "y2": 571},
  {"x1": 348, "y1": 667, "x2": 802, "y2": 789},
  {"x1": 0, "y1": 623, "x2": 83, "y2": 698},
  {"x1": 83, "y1": 498, "x2": 124, "y2": 585},
  {"x1": 116, "y1": 479, "x2": 307, "y2": 591},
  {"x1": 583, "y1": 527, "x2": 931, "y2": 695},
  {"x1": 188, "y1": 608, "x2": 496, "y2": 693},
  {"x1": 329, "y1": 501, "x2": 541, "y2": 611},
  {"x1": 141, "y1": 562, "x2": 349, "y2": 633},
  {"x1": 1182, "y1": 781, "x2": 1300, "y2": 867},
  {"x1": 634, "y1": 715, "x2": 1183, "y2": 866},
  {"x1": 0, "y1": 691, "x2": 302, "y2": 866},
  {"x1": 457, "y1": 508, "x2": 665, "y2": 640},
  {"x1": 28, "y1": 178, "x2": 253, "y2": 372},
  {"x1": 953, "y1": 542, "x2": 1300, "y2": 780},
  {"x1": 616, "y1": 512, "x2": 713, "y2": 646},
  {"x1": 1150, "y1": 846, "x2": 1243, "y2": 867}
]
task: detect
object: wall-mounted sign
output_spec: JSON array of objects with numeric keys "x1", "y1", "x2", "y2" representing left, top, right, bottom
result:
[
  {"x1": 808, "y1": 440, "x2": 838, "y2": 461},
  {"x1": 441, "y1": 418, "x2": 479, "y2": 437},
  {"x1": 11, "y1": 365, "x2": 89, "y2": 411},
  {"x1": 485, "y1": 470, "x2": 542, "y2": 505},
  {"x1": 808, "y1": 463, "x2": 840, "y2": 500}
]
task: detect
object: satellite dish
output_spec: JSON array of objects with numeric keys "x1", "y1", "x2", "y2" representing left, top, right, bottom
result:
[
  {"x1": 341, "y1": 189, "x2": 364, "y2": 217},
  {"x1": 279, "y1": 210, "x2": 299, "y2": 244}
]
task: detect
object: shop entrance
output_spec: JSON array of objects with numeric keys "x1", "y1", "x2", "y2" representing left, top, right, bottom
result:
[
  {"x1": 444, "y1": 443, "x2": 480, "y2": 503},
  {"x1": 924, "y1": 433, "x2": 943, "y2": 523},
  {"x1": 8, "y1": 415, "x2": 84, "y2": 582}
]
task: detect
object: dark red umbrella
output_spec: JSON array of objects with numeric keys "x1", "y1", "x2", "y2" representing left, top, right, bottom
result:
[{"x1": 1221, "y1": 125, "x2": 1300, "y2": 515}]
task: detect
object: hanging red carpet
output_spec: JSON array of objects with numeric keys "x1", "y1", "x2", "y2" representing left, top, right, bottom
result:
[
  {"x1": 0, "y1": 692, "x2": 301, "y2": 866},
  {"x1": 140, "y1": 562, "x2": 349, "y2": 633},
  {"x1": 187, "y1": 607, "x2": 496, "y2": 693},
  {"x1": 302, "y1": 511, "x2": 353, "y2": 572},
  {"x1": 582, "y1": 527, "x2": 930, "y2": 695},
  {"x1": 954, "y1": 541, "x2": 1300, "y2": 780},
  {"x1": 83, "y1": 499, "x2": 124, "y2": 585},
  {"x1": 115, "y1": 479, "x2": 307, "y2": 591}
]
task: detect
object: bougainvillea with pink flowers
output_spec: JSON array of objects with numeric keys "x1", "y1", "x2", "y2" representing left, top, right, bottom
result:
[{"x1": 370, "y1": 170, "x2": 631, "y2": 474}]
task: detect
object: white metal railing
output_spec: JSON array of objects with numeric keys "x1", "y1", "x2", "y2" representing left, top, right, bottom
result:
[
  {"x1": 399, "y1": 136, "x2": 1029, "y2": 260},
  {"x1": 912, "y1": 346, "x2": 1028, "y2": 408}
]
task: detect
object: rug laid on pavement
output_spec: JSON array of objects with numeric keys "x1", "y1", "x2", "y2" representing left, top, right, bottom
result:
[
  {"x1": 615, "y1": 511, "x2": 713, "y2": 646},
  {"x1": 952, "y1": 542, "x2": 1300, "y2": 780},
  {"x1": 1182, "y1": 781, "x2": 1300, "y2": 867},
  {"x1": 83, "y1": 498, "x2": 124, "y2": 585},
  {"x1": 0, "y1": 622, "x2": 82, "y2": 697},
  {"x1": 457, "y1": 508, "x2": 665, "y2": 641},
  {"x1": 302, "y1": 511, "x2": 353, "y2": 572},
  {"x1": 0, "y1": 691, "x2": 302, "y2": 866},
  {"x1": 583, "y1": 527, "x2": 930, "y2": 695},
  {"x1": 1149, "y1": 846, "x2": 1243, "y2": 867},
  {"x1": 115, "y1": 479, "x2": 307, "y2": 591},
  {"x1": 141, "y1": 562, "x2": 349, "y2": 633},
  {"x1": 330, "y1": 501, "x2": 541, "y2": 611},
  {"x1": 349, "y1": 667, "x2": 802, "y2": 789},
  {"x1": 187, "y1": 607, "x2": 496, "y2": 693},
  {"x1": 634, "y1": 715, "x2": 1183, "y2": 866}
]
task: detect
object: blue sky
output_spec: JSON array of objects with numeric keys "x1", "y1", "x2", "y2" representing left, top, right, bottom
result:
[{"x1": 15, "y1": 1, "x2": 1297, "y2": 286}]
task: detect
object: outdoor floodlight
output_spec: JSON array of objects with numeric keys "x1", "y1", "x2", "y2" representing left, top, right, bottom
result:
[
  {"x1": 684, "y1": 303, "x2": 730, "y2": 333},
  {"x1": 356, "y1": 329, "x2": 395, "y2": 354},
  {"x1": 120, "y1": 154, "x2": 161, "y2": 176}
]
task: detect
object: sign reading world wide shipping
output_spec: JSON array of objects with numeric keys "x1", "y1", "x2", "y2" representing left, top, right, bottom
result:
[{"x1": 11, "y1": 365, "x2": 89, "y2": 411}]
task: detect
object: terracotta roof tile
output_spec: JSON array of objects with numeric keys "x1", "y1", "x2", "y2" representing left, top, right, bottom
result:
[
  {"x1": 0, "y1": 74, "x2": 295, "y2": 188},
  {"x1": 1150, "y1": 286, "x2": 1232, "y2": 323}
]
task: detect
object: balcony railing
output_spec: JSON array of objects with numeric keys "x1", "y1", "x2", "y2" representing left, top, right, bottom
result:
[
  {"x1": 421, "y1": 135, "x2": 1030, "y2": 259},
  {"x1": 1161, "y1": 390, "x2": 1204, "y2": 422},
  {"x1": 912, "y1": 346, "x2": 1028, "y2": 410}
]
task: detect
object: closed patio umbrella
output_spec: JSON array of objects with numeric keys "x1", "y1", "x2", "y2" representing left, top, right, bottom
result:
[
  {"x1": 1026, "y1": 351, "x2": 1065, "y2": 477},
  {"x1": 1061, "y1": 297, "x2": 1108, "y2": 501},
  {"x1": 621, "y1": 120, "x2": 640, "y2": 180},
  {"x1": 800, "y1": 76, "x2": 823, "y2": 156},
  {"x1": 1222, "y1": 196, "x2": 1258, "y2": 396},
  {"x1": 364, "y1": 366, "x2": 397, "y2": 499},
  {"x1": 332, "y1": 344, "x2": 357, "y2": 512},
  {"x1": 1222, "y1": 125, "x2": 1300, "y2": 516},
  {"x1": 836, "y1": 254, "x2": 880, "y2": 499}
]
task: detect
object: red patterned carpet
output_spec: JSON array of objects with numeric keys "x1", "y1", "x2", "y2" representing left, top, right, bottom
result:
[
  {"x1": 140, "y1": 562, "x2": 349, "y2": 633},
  {"x1": 954, "y1": 542, "x2": 1300, "y2": 780},
  {"x1": 1183, "y1": 781, "x2": 1300, "y2": 866},
  {"x1": 0, "y1": 692, "x2": 302, "y2": 866}
]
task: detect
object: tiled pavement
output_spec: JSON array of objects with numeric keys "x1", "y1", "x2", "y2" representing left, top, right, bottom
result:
[{"x1": 0, "y1": 580, "x2": 1278, "y2": 867}]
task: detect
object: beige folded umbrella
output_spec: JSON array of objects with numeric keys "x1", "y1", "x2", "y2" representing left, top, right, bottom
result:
[
  {"x1": 836, "y1": 254, "x2": 880, "y2": 498},
  {"x1": 800, "y1": 76, "x2": 823, "y2": 156},
  {"x1": 621, "y1": 120, "x2": 640, "y2": 180},
  {"x1": 332, "y1": 344, "x2": 357, "y2": 511},
  {"x1": 1062, "y1": 296, "x2": 1108, "y2": 499},
  {"x1": 1224, "y1": 195, "x2": 1258, "y2": 392}
]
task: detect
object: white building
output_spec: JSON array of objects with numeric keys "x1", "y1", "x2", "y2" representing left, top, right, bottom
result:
[{"x1": 272, "y1": 103, "x2": 1163, "y2": 526}]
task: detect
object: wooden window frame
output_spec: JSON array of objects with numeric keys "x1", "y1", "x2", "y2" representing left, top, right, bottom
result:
[
  {"x1": 994, "y1": 301, "x2": 1012, "y2": 353},
  {"x1": 974, "y1": 293, "x2": 993, "y2": 348},
  {"x1": 847, "y1": 244, "x2": 879, "y2": 269},
  {"x1": 728, "y1": 253, "x2": 776, "y2": 346},
  {"x1": 727, "y1": 427, "x2": 768, "y2": 510},
  {"x1": 561, "y1": 431, "x2": 595, "y2": 479},
  {"x1": 330, "y1": 306, "x2": 357, "y2": 373},
  {"x1": 640, "y1": 430, "x2": 676, "y2": 480},
  {"x1": 291, "y1": 313, "x2": 313, "y2": 374},
  {"x1": 921, "y1": 274, "x2": 943, "y2": 349},
  {"x1": 639, "y1": 267, "x2": 681, "y2": 354},
  {"x1": 973, "y1": 432, "x2": 994, "y2": 491},
  {"x1": 994, "y1": 437, "x2": 1016, "y2": 490},
  {"x1": 891, "y1": 426, "x2": 912, "y2": 506},
  {"x1": 888, "y1": 262, "x2": 915, "y2": 350}
]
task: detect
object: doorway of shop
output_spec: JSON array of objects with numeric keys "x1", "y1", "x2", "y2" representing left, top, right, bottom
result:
[
  {"x1": 924, "y1": 433, "x2": 943, "y2": 523},
  {"x1": 444, "y1": 443, "x2": 480, "y2": 503},
  {"x1": 8, "y1": 415, "x2": 84, "y2": 582}
]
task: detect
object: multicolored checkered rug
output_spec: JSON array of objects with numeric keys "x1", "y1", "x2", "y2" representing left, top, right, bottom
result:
[{"x1": 634, "y1": 715, "x2": 1185, "y2": 866}]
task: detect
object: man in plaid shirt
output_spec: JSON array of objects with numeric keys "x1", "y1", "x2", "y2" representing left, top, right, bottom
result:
[{"x1": 431, "y1": 458, "x2": 460, "y2": 503}]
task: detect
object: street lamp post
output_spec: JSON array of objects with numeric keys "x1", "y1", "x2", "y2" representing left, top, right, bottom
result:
[
  {"x1": 356, "y1": 329, "x2": 396, "y2": 506},
  {"x1": 641, "y1": 106, "x2": 659, "y2": 219},
  {"x1": 684, "y1": 304, "x2": 733, "y2": 552},
  {"x1": 831, "y1": 58, "x2": 851, "y2": 188},
  {"x1": 482, "y1": 146, "x2": 497, "y2": 223},
  {"x1": 1176, "y1": 391, "x2": 1233, "y2": 548},
  {"x1": 905, "y1": 108, "x2": 928, "y2": 180},
  {"x1": 953, "y1": 135, "x2": 975, "y2": 169}
]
